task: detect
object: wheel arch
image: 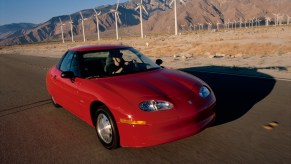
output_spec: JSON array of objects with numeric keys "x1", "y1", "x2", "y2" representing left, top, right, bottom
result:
[{"x1": 90, "y1": 101, "x2": 106, "y2": 126}]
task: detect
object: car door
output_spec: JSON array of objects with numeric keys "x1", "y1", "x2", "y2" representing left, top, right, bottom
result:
[{"x1": 56, "y1": 51, "x2": 84, "y2": 117}]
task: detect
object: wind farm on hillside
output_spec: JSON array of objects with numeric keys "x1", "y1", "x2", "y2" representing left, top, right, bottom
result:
[
  {"x1": 0, "y1": 0, "x2": 291, "y2": 79},
  {"x1": 1, "y1": 0, "x2": 291, "y2": 45}
]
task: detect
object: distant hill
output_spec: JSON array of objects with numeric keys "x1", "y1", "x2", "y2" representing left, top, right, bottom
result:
[
  {"x1": 0, "y1": 23, "x2": 36, "y2": 34},
  {"x1": 0, "y1": 23, "x2": 36, "y2": 41},
  {"x1": 0, "y1": 0, "x2": 290, "y2": 45}
]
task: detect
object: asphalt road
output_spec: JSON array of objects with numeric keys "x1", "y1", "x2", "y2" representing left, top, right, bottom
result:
[{"x1": 0, "y1": 54, "x2": 290, "y2": 163}]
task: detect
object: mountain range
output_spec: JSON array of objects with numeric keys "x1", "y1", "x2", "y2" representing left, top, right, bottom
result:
[{"x1": 0, "y1": 0, "x2": 290, "y2": 46}]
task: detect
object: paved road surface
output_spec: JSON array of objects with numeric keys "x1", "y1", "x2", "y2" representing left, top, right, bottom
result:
[{"x1": 0, "y1": 54, "x2": 290, "y2": 163}]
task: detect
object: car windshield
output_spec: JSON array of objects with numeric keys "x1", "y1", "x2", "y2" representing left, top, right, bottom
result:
[{"x1": 80, "y1": 47, "x2": 161, "y2": 78}]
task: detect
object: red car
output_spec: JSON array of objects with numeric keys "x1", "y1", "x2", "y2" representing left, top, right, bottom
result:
[{"x1": 46, "y1": 45, "x2": 216, "y2": 149}]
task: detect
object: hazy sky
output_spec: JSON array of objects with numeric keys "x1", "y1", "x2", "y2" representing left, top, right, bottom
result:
[{"x1": 0, "y1": 0, "x2": 128, "y2": 26}]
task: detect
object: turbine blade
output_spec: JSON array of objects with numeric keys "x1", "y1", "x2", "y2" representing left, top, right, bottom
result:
[
  {"x1": 93, "y1": 8, "x2": 97, "y2": 14},
  {"x1": 180, "y1": 0, "x2": 186, "y2": 5},
  {"x1": 169, "y1": 0, "x2": 174, "y2": 7},
  {"x1": 116, "y1": 0, "x2": 119, "y2": 10},
  {"x1": 135, "y1": 6, "x2": 140, "y2": 11},
  {"x1": 80, "y1": 11, "x2": 84, "y2": 19},
  {"x1": 142, "y1": 5, "x2": 148, "y2": 15},
  {"x1": 116, "y1": 13, "x2": 121, "y2": 24}
]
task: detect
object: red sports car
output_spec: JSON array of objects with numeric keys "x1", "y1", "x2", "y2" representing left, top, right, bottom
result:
[{"x1": 46, "y1": 45, "x2": 216, "y2": 149}]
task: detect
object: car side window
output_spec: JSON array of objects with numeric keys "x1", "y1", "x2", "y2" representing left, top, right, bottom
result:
[
  {"x1": 60, "y1": 51, "x2": 74, "y2": 72},
  {"x1": 70, "y1": 54, "x2": 80, "y2": 77}
]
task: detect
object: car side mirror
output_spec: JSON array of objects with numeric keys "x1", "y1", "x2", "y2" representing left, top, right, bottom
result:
[
  {"x1": 156, "y1": 59, "x2": 163, "y2": 66},
  {"x1": 61, "y1": 71, "x2": 74, "y2": 79}
]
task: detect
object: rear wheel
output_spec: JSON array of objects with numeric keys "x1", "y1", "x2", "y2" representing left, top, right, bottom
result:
[
  {"x1": 51, "y1": 96, "x2": 61, "y2": 108},
  {"x1": 95, "y1": 106, "x2": 119, "y2": 149}
]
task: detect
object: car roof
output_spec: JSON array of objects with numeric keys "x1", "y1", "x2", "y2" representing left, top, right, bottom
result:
[{"x1": 69, "y1": 45, "x2": 131, "y2": 52}]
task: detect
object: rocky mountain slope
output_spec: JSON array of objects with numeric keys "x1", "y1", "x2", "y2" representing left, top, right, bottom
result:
[
  {"x1": 1, "y1": 0, "x2": 290, "y2": 45},
  {"x1": 0, "y1": 23, "x2": 36, "y2": 42}
]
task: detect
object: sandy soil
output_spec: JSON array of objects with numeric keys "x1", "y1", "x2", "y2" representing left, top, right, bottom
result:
[{"x1": 1, "y1": 26, "x2": 291, "y2": 79}]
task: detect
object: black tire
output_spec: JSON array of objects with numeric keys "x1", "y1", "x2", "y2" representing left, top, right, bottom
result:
[
  {"x1": 51, "y1": 96, "x2": 61, "y2": 108},
  {"x1": 95, "y1": 106, "x2": 120, "y2": 149}
]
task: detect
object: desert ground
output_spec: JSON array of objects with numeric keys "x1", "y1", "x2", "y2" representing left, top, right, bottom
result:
[{"x1": 1, "y1": 26, "x2": 291, "y2": 79}]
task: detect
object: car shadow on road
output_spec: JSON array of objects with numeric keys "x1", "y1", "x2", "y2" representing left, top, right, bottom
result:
[{"x1": 179, "y1": 66, "x2": 277, "y2": 126}]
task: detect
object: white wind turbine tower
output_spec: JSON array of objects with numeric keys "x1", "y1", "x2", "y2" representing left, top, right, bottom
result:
[
  {"x1": 257, "y1": 18, "x2": 261, "y2": 26},
  {"x1": 255, "y1": 18, "x2": 258, "y2": 27},
  {"x1": 135, "y1": 0, "x2": 149, "y2": 38},
  {"x1": 69, "y1": 15, "x2": 74, "y2": 42},
  {"x1": 169, "y1": 0, "x2": 186, "y2": 35},
  {"x1": 189, "y1": 23, "x2": 193, "y2": 30},
  {"x1": 273, "y1": 13, "x2": 279, "y2": 26},
  {"x1": 287, "y1": 15, "x2": 291, "y2": 25},
  {"x1": 278, "y1": 15, "x2": 284, "y2": 25},
  {"x1": 93, "y1": 8, "x2": 101, "y2": 40},
  {"x1": 239, "y1": 18, "x2": 243, "y2": 28},
  {"x1": 216, "y1": 21, "x2": 220, "y2": 30},
  {"x1": 110, "y1": 0, "x2": 121, "y2": 40},
  {"x1": 265, "y1": 17, "x2": 271, "y2": 26},
  {"x1": 251, "y1": 17, "x2": 255, "y2": 28},
  {"x1": 244, "y1": 19, "x2": 247, "y2": 28},
  {"x1": 193, "y1": 24, "x2": 197, "y2": 31},
  {"x1": 59, "y1": 17, "x2": 65, "y2": 43},
  {"x1": 198, "y1": 23, "x2": 202, "y2": 30},
  {"x1": 227, "y1": 19, "x2": 230, "y2": 29},
  {"x1": 225, "y1": 20, "x2": 228, "y2": 29},
  {"x1": 233, "y1": 19, "x2": 237, "y2": 29},
  {"x1": 207, "y1": 22, "x2": 212, "y2": 31},
  {"x1": 79, "y1": 11, "x2": 87, "y2": 42}
]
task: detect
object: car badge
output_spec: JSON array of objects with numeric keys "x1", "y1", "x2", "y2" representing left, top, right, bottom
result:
[{"x1": 188, "y1": 100, "x2": 193, "y2": 104}]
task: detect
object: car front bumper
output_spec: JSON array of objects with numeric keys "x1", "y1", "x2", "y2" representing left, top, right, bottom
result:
[{"x1": 117, "y1": 103, "x2": 216, "y2": 147}]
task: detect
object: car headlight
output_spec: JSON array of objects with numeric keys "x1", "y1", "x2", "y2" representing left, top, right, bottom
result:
[
  {"x1": 139, "y1": 100, "x2": 173, "y2": 112},
  {"x1": 199, "y1": 86, "x2": 210, "y2": 98}
]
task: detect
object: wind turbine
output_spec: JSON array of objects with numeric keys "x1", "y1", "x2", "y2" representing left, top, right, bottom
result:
[
  {"x1": 278, "y1": 15, "x2": 284, "y2": 25},
  {"x1": 93, "y1": 8, "x2": 101, "y2": 40},
  {"x1": 287, "y1": 15, "x2": 291, "y2": 25},
  {"x1": 273, "y1": 13, "x2": 279, "y2": 26},
  {"x1": 198, "y1": 23, "x2": 202, "y2": 30},
  {"x1": 69, "y1": 15, "x2": 74, "y2": 42},
  {"x1": 216, "y1": 21, "x2": 220, "y2": 30},
  {"x1": 59, "y1": 17, "x2": 65, "y2": 43},
  {"x1": 244, "y1": 20, "x2": 247, "y2": 28},
  {"x1": 233, "y1": 19, "x2": 237, "y2": 29},
  {"x1": 79, "y1": 11, "x2": 87, "y2": 42},
  {"x1": 251, "y1": 17, "x2": 255, "y2": 28},
  {"x1": 239, "y1": 18, "x2": 243, "y2": 28},
  {"x1": 135, "y1": 0, "x2": 149, "y2": 38},
  {"x1": 193, "y1": 24, "x2": 197, "y2": 31},
  {"x1": 207, "y1": 22, "x2": 212, "y2": 31},
  {"x1": 257, "y1": 18, "x2": 261, "y2": 26},
  {"x1": 110, "y1": 0, "x2": 121, "y2": 40},
  {"x1": 227, "y1": 19, "x2": 230, "y2": 29},
  {"x1": 189, "y1": 22, "x2": 193, "y2": 30},
  {"x1": 265, "y1": 17, "x2": 271, "y2": 26},
  {"x1": 169, "y1": 0, "x2": 186, "y2": 35}
]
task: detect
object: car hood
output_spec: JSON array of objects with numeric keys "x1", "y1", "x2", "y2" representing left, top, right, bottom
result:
[{"x1": 93, "y1": 69, "x2": 204, "y2": 100}]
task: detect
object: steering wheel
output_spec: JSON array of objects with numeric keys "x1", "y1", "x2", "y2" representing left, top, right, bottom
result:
[{"x1": 124, "y1": 60, "x2": 138, "y2": 73}]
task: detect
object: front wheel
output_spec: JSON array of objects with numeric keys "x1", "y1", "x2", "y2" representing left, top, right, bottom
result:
[{"x1": 95, "y1": 106, "x2": 119, "y2": 149}]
